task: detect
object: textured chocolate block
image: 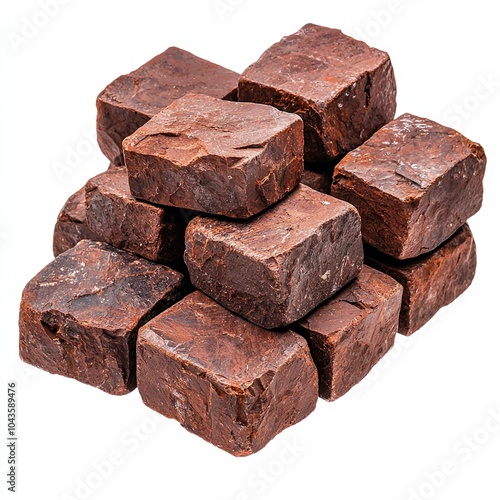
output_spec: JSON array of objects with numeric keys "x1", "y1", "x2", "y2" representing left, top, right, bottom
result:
[
  {"x1": 97, "y1": 47, "x2": 239, "y2": 165},
  {"x1": 137, "y1": 291, "x2": 318, "y2": 456},
  {"x1": 85, "y1": 169, "x2": 185, "y2": 263},
  {"x1": 331, "y1": 114, "x2": 486, "y2": 259},
  {"x1": 124, "y1": 93, "x2": 304, "y2": 218},
  {"x1": 365, "y1": 225, "x2": 476, "y2": 335},
  {"x1": 53, "y1": 186, "x2": 100, "y2": 257},
  {"x1": 53, "y1": 165, "x2": 123, "y2": 256},
  {"x1": 184, "y1": 184, "x2": 363, "y2": 328},
  {"x1": 294, "y1": 265, "x2": 402, "y2": 401},
  {"x1": 239, "y1": 23, "x2": 397, "y2": 162},
  {"x1": 19, "y1": 240, "x2": 187, "y2": 395},
  {"x1": 301, "y1": 163, "x2": 335, "y2": 194}
]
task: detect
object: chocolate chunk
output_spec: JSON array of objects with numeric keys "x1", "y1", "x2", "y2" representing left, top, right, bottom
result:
[
  {"x1": 124, "y1": 93, "x2": 304, "y2": 218},
  {"x1": 85, "y1": 169, "x2": 185, "y2": 263},
  {"x1": 97, "y1": 47, "x2": 239, "y2": 165},
  {"x1": 19, "y1": 240, "x2": 187, "y2": 395},
  {"x1": 184, "y1": 184, "x2": 363, "y2": 328},
  {"x1": 301, "y1": 163, "x2": 335, "y2": 193},
  {"x1": 365, "y1": 225, "x2": 476, "y2": 335},
  {"x1": 294, "y1": 265, "x2": 402, "y2": 401},
  {"x1": 53, "y1": 186, "x2": 100, "y2": 257},
  {"x1": 331, "y1": 114, "x2": 486, "y2": 259},
  {"x1": 239, "y1": 23, "x2": 397, "y2": 162},
  {"x1": 53, "y1": 165, "x2": 125, "y2": 256},
  {"x1": 137, "y1": 291, "x2": 318, "y2": 456}
]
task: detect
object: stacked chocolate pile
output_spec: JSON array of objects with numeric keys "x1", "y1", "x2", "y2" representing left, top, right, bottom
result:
[{"x1": 19, "y1": 24, "x2": 486, "y2": 456}]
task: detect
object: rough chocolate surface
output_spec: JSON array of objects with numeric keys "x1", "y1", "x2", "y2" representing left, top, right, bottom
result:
[
  {"x1": 85, "y1": 169, "x2": 185, "y2": 263},
  {"x1": 301, "y1": 163, "x2": 335, "y2": 193},
  {"x1": 294, "y1": 265, "x2": 402, "y2": 400},
  {"x1": 365, "y1": 224, "x2": 476, "y2": 335},
  {"x1": 124, "y1": 93, "x2": 304, "y2": 218},
  {"x1": 137, "y1": 291, "x2": 318, "y2": 456},
  {"x1": 53, "y1": 186, "x2": 100, "y2": 257},
  {"x1": 97, "y1": 47, "x2": 239, "y2": 165},
  {"x1": 332, "y1": 114, "x2": 486, "y2": 259},
  {"x1": 184, "y1": 184, "x2": 363, "y2": 328},
  {"x1": 239, "y1": 23, "x2": 397, "y2": 162},
  {"x1": 19, "y1": 240, "x2": 187, "y2": 394}
]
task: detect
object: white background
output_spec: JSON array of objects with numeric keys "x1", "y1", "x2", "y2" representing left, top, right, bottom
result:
[{"x1": 2, "y1": 1, "x2": 499, "y2": 499}]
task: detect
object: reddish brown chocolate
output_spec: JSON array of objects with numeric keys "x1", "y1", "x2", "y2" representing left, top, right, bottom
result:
[
  {"x1": 184, "y1": 184, "x2": 363, "y2": 328},
  {"x1": 19, "y1": 240, "x2": 187, "y2": 395},
  {"x1": 53, "y1": 164, "x2": 124, "y2": 256},
  {"x1": 137, "y1": 291, "x2": 318, "y2": 456},
  {"x1": 331, "y1": 114, "x2": 486, "y2": 259},
  {"x1": 85, "y1": 169, "x2": 185, "y2": 263},
  {"x1": 239, "y1": 24, "x2": 397, "y2": 162},
  {"x1": 124, "y1": 93, "x2": 304, "y2": 218},
  {"x1": 97, "y1": 47, "x2": 239, "y2": 165},
  {"x1": 53, "y1": 186, "x2": 100, "y2": 257},
  {"x1": 365, "y1": 225, "x2": 476, "y2": 335},
  {"x1": 294, "y1": 265, "x2": 402, "y2": 401},
  {"x1": 301, "y1": 163, "x2": 335, "y2": 194}
]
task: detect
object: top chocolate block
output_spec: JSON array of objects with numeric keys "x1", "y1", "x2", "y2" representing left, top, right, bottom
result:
[
  {"x1": 124, "y1": 93, "x2": 304, "y2": 219},
  {"x1": 97, "y1": 47, "x2": 239, "y2": 165},
  {"x1": 239, "y1": 24, "x2": 397, "y2": 162},
  {"x1": 331, "y1": 114, "x2": 486, "y2": 259}
]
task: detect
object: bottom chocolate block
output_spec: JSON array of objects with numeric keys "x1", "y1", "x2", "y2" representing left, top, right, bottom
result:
[
  {"x1": 19, "y1": 240, "x2": 187, "y2": 395},
  {"x1": 365, "y1": 224, "x2": 476, "y2": 335},
  {"x1": 293, "y1": 265, "x2": 402, "y2": 401},
  {"x1": 137, "y1": 291, "x2": 318, "y2": 456}
]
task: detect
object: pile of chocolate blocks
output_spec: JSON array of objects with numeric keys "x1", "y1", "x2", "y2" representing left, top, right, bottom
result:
[{"x1": 19, "y1": 24, "x2": 486, "y2": 456}]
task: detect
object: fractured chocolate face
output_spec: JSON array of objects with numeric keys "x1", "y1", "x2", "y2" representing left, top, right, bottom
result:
[
  {"x1": 239, "y1": 23, "x2": 397, "y2": 161},
  {"x1": 137, "y1": 291, "x2": 318, "y2": 456}
]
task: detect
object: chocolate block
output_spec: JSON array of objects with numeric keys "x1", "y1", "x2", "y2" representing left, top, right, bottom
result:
[
  {"x1": 184, "y1": 184, "x2": 363, "y2": 328},
  {"x1": 53, "y1": 165, "x2": 124, "y2": 256},
  {"x1": 331, "y1": 114, "x2": 486, "y2": 259},
  {"x1": 85, "y1": 169, "x2": 185, "y2": 263},
  {"x1": 301, "y1": 163, "x2": 335, "y2": 194},
  {"x1": 239, "y1": 24, "x2": 397, "y2": 162},
  {"x1": 53, "y1": 186, "x2": 100, "y2": 257},
  {"x1": 97, "y1": 47, "x2": 239, "y2": 165},
  {"x1": 137, "y1": 291, "x2": 318, "y2": 456},
  {"x1": 294, "y1": 265, "x2": 402, "y2": 401},
  {"x1": 365, "y1": 225, "x2": 476, "y2": 335},
  {"x1": 19, "y1": 240, "x2": 186, "y2": 395},
  {"x1": 124, "y1": 93, "x2": 304, "y2": 218}
]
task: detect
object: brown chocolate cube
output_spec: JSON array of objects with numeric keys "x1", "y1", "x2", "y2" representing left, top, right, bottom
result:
[
  {"x1": 123, "y1": 93, "x2": 304, "y2": 218},
  {"x1": 365, "y1": 225, "x2": 477, "y2": 335},
  {"x1": 53, "y1": 186, "x2": 100, "y2": 257},
  {"x1": 85, "y1": 168, "x2": 185, "y2": 263},
  {"x1": 97, "y1": 47, "x2": 239, "y2": 165},
  {"x1": 331, "y1": 114, "x2": 486, "y2": 259},
  {"x1": 184, "y1": 184, "x2": 363, "y2": 328},
  {"x1": 294, "y1": 265, "x2": 403, "y2": 401},
  {"x1": 137, "y1": 291, "x2": 318, "y2": 456},
  {"x1": 239, "y1": 24, "x2": 397, "y2": 162},
  {"x1": 19, "y1": 240, "x2": 187, "y2": 395}
]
